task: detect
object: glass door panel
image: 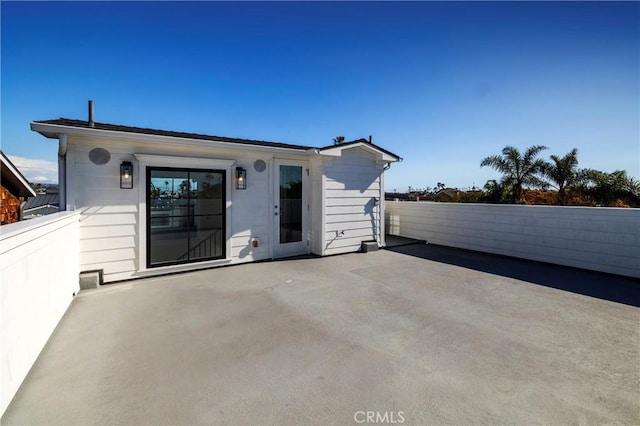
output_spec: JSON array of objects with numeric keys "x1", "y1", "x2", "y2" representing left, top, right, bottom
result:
[
  {"x1": 279, "y1": 165, "x2": 303, "y2": 244},
  {"x1": 147, "y1": 167, "x2": 225, "y2": 267},
  {"x1": 274, "y1": 160, "x2": 307, "y2": 258}
]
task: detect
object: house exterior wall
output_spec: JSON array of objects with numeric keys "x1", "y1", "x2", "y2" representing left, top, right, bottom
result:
[
  {"x1": 308, "y1": 156, "x2": 325, "y2": 256},
  {"x1": 386, "y1": 201, "x2": 640, "y2": 278},
  {"x1": 321, "y1": 148, "x2": 385, "y2": 255},
  {"x1": 56, "y1": 132, "x2": 392, "y2": 282},
  {"x1": 65, "y1": 134, "x2": 316, "y2": 282},
  {"x1": 0, "y1": 187, "x2": 21, "y2": 225}
]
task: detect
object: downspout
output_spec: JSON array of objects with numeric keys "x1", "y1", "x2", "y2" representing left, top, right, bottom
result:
[
  {"x1": 379, "y1": 162, "x2": 394, "y2": 246},
  {"x1": 58, "y1": 133, "x2": 68, "y2": 211}
]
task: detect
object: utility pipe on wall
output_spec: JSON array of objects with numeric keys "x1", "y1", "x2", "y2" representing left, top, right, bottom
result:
[{"x1": 57, "y1": 133, "x2": 68, "y2": 211}]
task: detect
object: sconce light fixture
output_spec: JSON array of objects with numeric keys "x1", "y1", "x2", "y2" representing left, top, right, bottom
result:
[
  {"x1": 120, "y1": 161, "x2": 133, "y2": 189},
  {"x1": 236, "y1": 167, "x2": 247, "y2": 190}
]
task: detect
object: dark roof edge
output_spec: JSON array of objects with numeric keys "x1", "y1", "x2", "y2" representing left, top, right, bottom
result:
[
  {"x1": 0, "y1": 150, "x2": 37, "y2": 197},
  {"x1": 32, "y1": 118, "x2": 401, "y2": 160},
  {"x1": 317, "y1": 139, "x2": 401, "y2": 161},
  {"x1": 32, "y1": 118, "x2": 314, "y2": 151}
]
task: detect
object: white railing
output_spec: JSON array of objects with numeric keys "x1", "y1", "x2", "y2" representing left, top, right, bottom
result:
[
  {"x1": 386, "y1": 201, "x2": 640, "y2": 278},
  {"x1": 1, "y1": 211, "x2": 81, "y2": 415}
]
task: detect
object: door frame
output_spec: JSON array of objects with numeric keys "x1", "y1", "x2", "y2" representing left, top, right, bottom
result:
[
  {"x1": 135, "y1": 154, "x2": 235, "y2": 276},
  {"x1": 273, "y1": 159, "x2": 309, "y2": 258}
]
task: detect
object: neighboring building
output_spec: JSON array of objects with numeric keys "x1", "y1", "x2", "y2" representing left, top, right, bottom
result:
[
  {"x1": 433, "y1": 189, "x2": 460, "y2": 202},
  {"x1": 31, "y1": 112, "x2": 401, "y2": 283},
  {"x1": 1, "y1": 151, "x2": 36, "y2": 225},
  {"x1": 23, "y1": 193, "x2": 60, "y2": 219}
]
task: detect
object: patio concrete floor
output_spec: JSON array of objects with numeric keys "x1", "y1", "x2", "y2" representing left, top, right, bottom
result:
[{"x1": 3, "y1": 240, "x2": 639, "y2": 425}]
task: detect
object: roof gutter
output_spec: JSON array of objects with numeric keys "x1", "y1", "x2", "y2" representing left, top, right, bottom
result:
[{"x1": 57, "y1": 133, "x2": 67, "y2": 211}]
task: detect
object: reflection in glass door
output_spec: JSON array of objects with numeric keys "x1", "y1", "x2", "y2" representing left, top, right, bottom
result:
[
  {"x1": 147, "y1": 167, "x2": 225, "y2": 267},
  {"x1": 279, "y1": 165, "x2": 303, "y2": 244},
  {"x1": 274, "y1": 160, "x2": 307, "y2": 258}
]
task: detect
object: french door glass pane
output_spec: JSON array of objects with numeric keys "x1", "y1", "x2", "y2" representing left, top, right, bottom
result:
[
  {"x1": 148, "y1": 168, "x2": 225, "y2": 267},
  {"x1": 279, "y1": 165, "x2": 302, "y2": 244},
  {"x1": 149, "y1": 227, "x2": 189, "y2": 265}
]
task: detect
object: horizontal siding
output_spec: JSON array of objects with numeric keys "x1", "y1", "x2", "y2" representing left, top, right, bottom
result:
[
  {"x1": 81, "y1": 224, "x2": 137, "y2": 239},
  {"x1": 81, "y1": 259, "x2": 137, "y2": 279},
  {"x1": 325, "y1": 188, "x2": 381, "y2": 198},
  {"x1": 325, "y1": 179, "x2": 380, "y2": 191},
  {"x1": 326, "y1": 197, "x2": 379, "y2": 207},
  {"x1": 386, "y1": 202, "x2": 640, "y2": 278},
  {"x1": 80, "y1": 212, "x2": 137, "y2": 227},
  {"x1": 324, "y1": 205, "x2": 374, "y2": 215},
  {"x1": 81, "y1": 248, "x2": 137, "y2": 264},
  {"x1": 322, "y1": 147, "x2": 383, "y2": 255},
  {"x1": 326, "y1": 212, "x2": 375, "y2": 223},
  {"x1": 326, "y1": 221, "x2": 374, "y2": 233},
  {"x1": 80, "y1": 236, "x2": 136, "y2": 251},
  {"x1": 70, "y1": 140, "x2": 280, "y2": 282},
  {"x1": 70, "y1": 143, "x2": 140, "y2": 282}
]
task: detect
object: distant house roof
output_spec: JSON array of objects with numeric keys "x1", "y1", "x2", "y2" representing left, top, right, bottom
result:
[
  {"x1": 31, "y1": 118, "x2": 401, "y2": 161},
  {"x1": 23, "y1": 194, "x2": 59, "y2": 211},
  {"x1": 0, "y1": 151, "x2": 36, "y2": 198},
  {"x1": 434, "y1": 189, "x2": 460, "y2": 200}
]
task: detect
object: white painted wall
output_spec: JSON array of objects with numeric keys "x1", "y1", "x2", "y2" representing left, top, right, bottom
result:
[
  {"x1": 68, "y1": 141, "x2": 139, "y2": 282},
  {"x1": 309, "y1": 157, "x2": 325, "y2": 256},
  {"x1": 67, "y1": 135, "x2": 308, "y2": 282},
  {"x1": 1, "y1": 212, "x2": 81, "y2": 416},
  {"x1": 386, "y1": 202, "x2": 640, "y2": 278},
  {"x1": 57, "y1": 133, "x2": 392, "y2": 281},
  {"x1": 229, "y1": 155, "x2": 273, "y2": 263},
  {"x1": 322, "y1": 148, "x2": 384, "y2": 255}
]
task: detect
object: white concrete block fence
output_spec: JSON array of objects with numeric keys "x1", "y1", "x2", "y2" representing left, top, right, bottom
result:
[
  {"x1": 385, "y1": 201, "x2": 640, "y2": 279},
  {"x1": 1, "y1": 212, "x2": 81, "y2": 415}
]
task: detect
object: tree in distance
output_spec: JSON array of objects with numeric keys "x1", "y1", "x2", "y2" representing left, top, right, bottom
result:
[
  {"x1": 480, "y1": 145, "x2": 548, "y2": 203},
  {"x1": 541, "y1": 148, "x2": 579, "y2": 205}
]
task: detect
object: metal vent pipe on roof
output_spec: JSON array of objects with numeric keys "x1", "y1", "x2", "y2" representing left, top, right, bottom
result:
[
  {"x1": 369, "y1": 135, "x2": 372, "y2": 144},
  {"x1": 88, "y1": 100, "x2": 95, "y2": 127}
]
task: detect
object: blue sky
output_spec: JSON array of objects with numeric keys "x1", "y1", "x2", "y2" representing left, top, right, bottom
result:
[{"x1": 2, "y1": 1, "x2": 638, "y2": 190}]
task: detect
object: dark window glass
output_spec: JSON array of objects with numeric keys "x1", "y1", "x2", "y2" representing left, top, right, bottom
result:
[
  {"x1": 279, "y1": 165, "x2": 302, "y2": 243},
  {"x1": 147, "y1": 168, "x2": 225, "y2": 267}
]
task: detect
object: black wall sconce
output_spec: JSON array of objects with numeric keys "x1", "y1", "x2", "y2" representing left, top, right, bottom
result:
[
  {"x1": 120, "y1": 161, "x2": 133, "y2": 189},
  {"x1": 236, "y1": 167, "x2": 247, "y2": 190}
]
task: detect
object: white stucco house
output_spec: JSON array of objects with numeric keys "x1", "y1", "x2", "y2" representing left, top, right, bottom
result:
[{"x1": 31, "y1": 110, "x2": 400, "y2": 283}]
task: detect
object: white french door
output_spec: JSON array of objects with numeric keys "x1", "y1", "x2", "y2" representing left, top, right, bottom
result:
[{"x1": 273, "y1": 160, "x2": 308, "y2": 258}]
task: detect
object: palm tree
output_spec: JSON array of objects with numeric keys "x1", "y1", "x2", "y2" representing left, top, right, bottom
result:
[
  {"x1": 481, "y1": 179, "x2": 505, "y2": 203},
  {"x1": 577, "y1": 169, "x2": 640, "y2": 206},
  {"x1": 480, "y1": 145, "x2": 548, "y2": 203},
  {"x1": 333, "y1": 136, "x2": 345, "y2": 145},
  {"x1": 542, "y1": 148, "x2": 579, "y2": 205}
]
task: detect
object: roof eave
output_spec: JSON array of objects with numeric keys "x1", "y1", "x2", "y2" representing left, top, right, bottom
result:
[
  {"x1": 30, "y1": 122, "x2": 311, "y2": 155},
  {"x1": 0, "y1": 151, "x2": 37, "y2": 198},
  {"x1": 318, "y1": 142, "x2": 401, "y2": 162}
]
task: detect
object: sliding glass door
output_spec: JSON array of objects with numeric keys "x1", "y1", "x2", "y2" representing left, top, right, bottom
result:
[{"x1": 147, "y1": 167, "x2": 225, "y2": 267}]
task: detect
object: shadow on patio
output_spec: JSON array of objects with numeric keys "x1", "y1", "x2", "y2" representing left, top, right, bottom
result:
[{"x1": 385, "y1": 235, "x2": 640, "y2": 307}]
